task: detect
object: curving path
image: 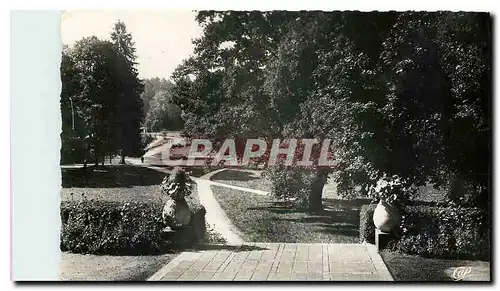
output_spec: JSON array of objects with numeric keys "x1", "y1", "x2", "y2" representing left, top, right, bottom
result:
[
  {"x1": 125, "y1": 158, "x2": 250, "y2": 244},
  {"x1": 195, "y1": 177, "x2": 245, "y2": 244}
]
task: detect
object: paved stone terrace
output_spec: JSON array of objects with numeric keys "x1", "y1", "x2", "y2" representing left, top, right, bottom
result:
[{"x1": 148, "y1": 243, "x2": 393, "y2": 281}]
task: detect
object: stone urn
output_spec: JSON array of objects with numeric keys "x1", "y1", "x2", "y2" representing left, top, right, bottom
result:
[
  {"x1": 161, "y1": 167, "x2": 194, "y2": 230},
  {"x1": 162, "y1": 199, "x2": 191, "y2": 228},
  {"x1": 373, "y1": 200, "x2": 401, "y2": 233}
]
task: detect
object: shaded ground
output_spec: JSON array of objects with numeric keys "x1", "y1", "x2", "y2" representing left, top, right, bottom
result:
[
  {"x1": 61, "y1": 165, "x2": 167, "y2": 188},
  {"x1": 61, "y1": 185, "x2": 164, "y2": 203},
  {"x1": 60, "y1": 252, "x2": 178, "y2": 281},
  {"x1": 61, "y1": 180, "x2": 201, "y2": 206},
  {"x1": 211, "y1": 169, "x2": 449, "y2": 203},
  {"x1": 381, "y1": 251, "x2": 490, "y2": 282},
  {"x1": 60, "y1": 223, "x2": 227, "y2": 281},
  {"x1": 60, "y1": 164, "x2": 204, "y2": 204},
  {"x1": 211, "y1": 185, "x2": 369, "y2": 243}
]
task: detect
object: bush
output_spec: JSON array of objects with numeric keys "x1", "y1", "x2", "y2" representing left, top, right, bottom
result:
[
  {"x1": 263, "y1": 165, "x2": 324, "y2": 207},
  {"x1": 60, "y1": 199, "x2": 206, "y2": 255},
  {"x1": 204, "y1": 223, "x2": 227, "y2": 244},
  {"x1": 359, "y1": 204, "x2": 490, "y2": 260},
  {"x1": 359, "y1": 204, "x2": 377, "y2": 244}
]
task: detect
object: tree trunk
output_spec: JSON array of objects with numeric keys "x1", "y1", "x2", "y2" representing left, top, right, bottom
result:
[
  {"x1": 109, "y1": 156, "x2": 112, "y2": 164},
  {"x1": 101, "y1": 155, "x2": 104, "y2": 166},
  {"x1": 307, "y1": 169, "x2": 328, "y2": 212},
  {"x1": 120, "y1": 154, "x2": 126, "y2": 164}
]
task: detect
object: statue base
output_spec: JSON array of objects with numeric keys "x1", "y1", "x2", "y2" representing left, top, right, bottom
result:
[{"x1": 375, "y1": 228, "x2": 392, "y2": 251}]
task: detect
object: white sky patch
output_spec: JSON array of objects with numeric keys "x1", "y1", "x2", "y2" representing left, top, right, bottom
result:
[
  {"x1": 218, "y1": 40, "x2": 236, "y2": 50},
  {"x1": 60, "y1": 10, "x2": 203, "y2": 80}
]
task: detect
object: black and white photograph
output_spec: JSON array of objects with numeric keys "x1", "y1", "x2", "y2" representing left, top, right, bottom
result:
[{"x1": 42, "y1": 9, "x2": 495, "y2": 282}]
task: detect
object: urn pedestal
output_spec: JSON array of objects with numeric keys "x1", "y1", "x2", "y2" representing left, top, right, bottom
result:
[{"x1": 373, "y1": 200, "x2": 401, "y2": 251}]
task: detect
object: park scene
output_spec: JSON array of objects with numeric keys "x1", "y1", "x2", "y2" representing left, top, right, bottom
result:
[{"x1": 59, "y1": 11, "x2": 491, "y2": 282}]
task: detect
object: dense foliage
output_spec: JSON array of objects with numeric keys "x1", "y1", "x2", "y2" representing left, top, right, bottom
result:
[
  {"x1": 172, "y1": 11, "x2": 491, "y2": 210},
  {"x1": 359, "y1": 203, "x2": 489, "y2": 260},
  {"x1": 140, "y1": 77, "x2": 185, "y2": 132},
  {"x1": 60, "y1": 200, "x2": 206, "y2": 255},
  {"x1": 145, "y1": 90, "x2": 184, "y2": 132},
  {"x1": 60, "y1": 21, "x2": 144, "y2": 165}
]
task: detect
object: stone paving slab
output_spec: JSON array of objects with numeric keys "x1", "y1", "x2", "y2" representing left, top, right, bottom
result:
[{"x1": 148, "y1": 243, "x2": 393, "y2": 281}]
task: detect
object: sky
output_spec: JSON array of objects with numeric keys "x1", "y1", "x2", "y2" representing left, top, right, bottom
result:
[{"x1": 60, "y1": 10, "x2": 204, "y2": 80}]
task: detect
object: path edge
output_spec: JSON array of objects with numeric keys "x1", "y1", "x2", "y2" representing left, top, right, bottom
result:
[{"x1": 365, "y1": 244, "x2": 394, "y2": 281}]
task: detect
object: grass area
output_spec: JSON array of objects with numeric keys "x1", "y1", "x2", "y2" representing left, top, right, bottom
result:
[
  {"x1": 211, "y1": 169, "x2": 272, "y2": 192},
  {"x1": 59, "y1": 163, "x2": 230, "y2": 280},
  {"x1": 381, "y1": 251, "x2": 490, "y2": 281},
  {"x1": 60, "y1": 252, "x2": 178, "y2": 281},
  {"x1": 61, "y1": 186, "x2": 164, "y2": 203},
  {"x1": 61, "y1": 165, "x2": 167, "y2": 188},
  {"x1": 60, "y1": 181, "x2": 201, "y2": 205},
  {"x1": 211, "y1": 185, "x2": 369, "y2": 243},
  {"x1": 205, "y1": 223, "x2": 228, "y2": 244},
  {"x1": 61, "y1": 164, "x2": 203, "y2": 205},
  {"x1": 211, "y1": 169, "x2": 342, "y2": 199}
]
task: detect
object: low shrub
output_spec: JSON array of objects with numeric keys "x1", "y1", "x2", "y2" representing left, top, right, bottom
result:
[
  {"x1": 359, "y1": 203, "x2": 490, "y2": 260},
  {"x1": 263, "y1": 165, "x2": 325, "y2": 207},
  {"x1": 204, "y1": 223, "x2": 227, "y2": 244},
  {"x1": 359, "y1": 204, "x2": 377, "y2": 244},
  {"x1": 60, "y1": 199, "x2": 206, "y2": 255}
]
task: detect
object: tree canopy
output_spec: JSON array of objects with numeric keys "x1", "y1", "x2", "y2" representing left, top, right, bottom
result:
[{"x1": 172, "y1": 11, "x2": 491, "y2": 210}]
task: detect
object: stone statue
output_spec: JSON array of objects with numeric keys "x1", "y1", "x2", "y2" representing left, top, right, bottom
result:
[{"x1": 161, "y1": 167, "x2": 194, "y2": 231}]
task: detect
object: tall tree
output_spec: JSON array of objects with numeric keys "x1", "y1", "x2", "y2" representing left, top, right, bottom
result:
[
  {"x1": 111, "y1": 20, "x2": 145, "y2": 163},
  {"x1": 60, "y1": 45, "x2": 87, "y2": 164},
  {"x1": 379, "y1": 12, "x2": 491, "y2": 208},
  {"x1": 70, "y1": 36, "x2": 122, "y2": 165}
]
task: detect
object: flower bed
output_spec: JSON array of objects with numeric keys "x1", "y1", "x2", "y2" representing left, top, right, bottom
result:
[{"x1": 359, "y1": 204, "x2": 489, "y2": 260}]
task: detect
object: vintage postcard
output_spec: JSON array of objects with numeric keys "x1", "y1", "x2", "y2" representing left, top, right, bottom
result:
[{"x1": 55, "y1": 9, "x2": 491, "y2": 282}]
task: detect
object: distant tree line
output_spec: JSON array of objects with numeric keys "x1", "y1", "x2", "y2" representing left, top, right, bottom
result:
[
  {"x1": 60, "y1": 21, "x2": 144, "y2": 165},
  {"x1": 141, "y1": 77, "x2": 184, "y2": 132}
]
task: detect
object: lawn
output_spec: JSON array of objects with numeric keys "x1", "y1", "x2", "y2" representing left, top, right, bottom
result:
[
  {"x1": 211, "y1": 169, "x2": 341, "y2": 199},
  {"x1": 60, "y1": 164, "x2": 208, "y2": 281},
  {"x1": 60, "y1": 164, "x2": 202, "y2": 205},
  {"x1": 60, "y1": 252, "x2": 178, "y2": 281},
  {"x1": 380, "y1": 251, "x2": 490, "y2": 281},
  {"x1": 211, "y1": 185, "x2": 370, "y2": 243},
  {"x1": 61, "y1": 165, "x2": 167, "y2": 188},
  {"x1": 211, "y1": 169, "x2": 450, "y2": 203},
  {"x1": 210, "y1": 169, "x2": 272, "y2": 192}
]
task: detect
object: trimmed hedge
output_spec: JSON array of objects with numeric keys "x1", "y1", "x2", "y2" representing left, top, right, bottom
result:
[
  {"x1": 359, "y1": 204, "x2": 378, "y2": 244},
  {"x1": 60, "y1": 199, "x2": 206, "y2": 255},
  {"x1": 359, "y1": 204, "x2": 490, "y2": 260}
]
